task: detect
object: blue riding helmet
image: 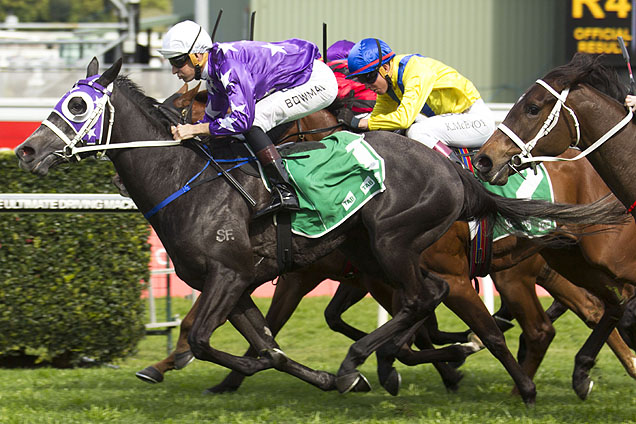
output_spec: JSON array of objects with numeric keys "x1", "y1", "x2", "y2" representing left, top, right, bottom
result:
[{"x1": 346, "y1": 38, "x2": 395, "y2": 79}]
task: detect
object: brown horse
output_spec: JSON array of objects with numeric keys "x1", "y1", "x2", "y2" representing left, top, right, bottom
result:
[
  {"x1": 136, "y1": 86, "x2": 636, "y2": 399},
  {"x1": 473, "y1": 53, "x2": 636, "y2": 218},
  {"x1": 473, "y1": 53, "x2": 636, "y2": 398}
]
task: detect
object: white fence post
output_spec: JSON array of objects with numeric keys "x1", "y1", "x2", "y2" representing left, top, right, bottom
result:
[{"x1": 481, "y1": 275, "x2": 495, "y2": 314}]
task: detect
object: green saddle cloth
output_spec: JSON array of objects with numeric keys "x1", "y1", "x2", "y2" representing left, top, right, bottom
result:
[
  {"x1": 481, "y1": 163, "x2": 555, "y2": 240},
  {"x1": 284, "y1": 131, "x2": 385, "y2": 238}
]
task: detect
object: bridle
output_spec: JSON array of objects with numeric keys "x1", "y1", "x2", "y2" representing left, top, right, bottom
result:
[
  {"x1": 43, "y1": 75, "x2": 180, "y2": 162},
  {"x1": 498, "y1": 79, "x2": 632, "y2": 169}
]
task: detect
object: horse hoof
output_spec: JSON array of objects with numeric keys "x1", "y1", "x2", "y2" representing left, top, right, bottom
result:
[
  {"x1": 462, "y1": 332, "x2": 485, "y2": 353},
  {"x1": 203, "y1": 384, "x2": 240, "y2": 395},
  {"x1": 261, "y1": 348, "x2": 288, "y2": 368},
  {"x1": 380, "y1": 368, "x2": 401, "y2": 396},
  {"x1": 574, "y1": 378, "x2": 594, "y2": 400},
  {"x1": 174, "y1": 351, "x2": 195, "y2": 370},
  {"x1": 444, "y1": 370, "x2": 463, "y2": 393},
  {"x1": 336, "y1": 372, "x2": 371, "y2": 393},
  {"x1": 135, "y1": 366, "x2": 163, "y2": 384},
  {"x1": 350, "y1": 373, "x2": 372, "y2": 393}
]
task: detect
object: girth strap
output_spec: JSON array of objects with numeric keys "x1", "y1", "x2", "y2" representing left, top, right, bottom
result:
[{"x1": 275, "y1": 211, "x2": 294, "y2": 274}]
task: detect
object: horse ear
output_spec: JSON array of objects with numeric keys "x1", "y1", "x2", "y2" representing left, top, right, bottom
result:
[
  {"x1": 86, "y1": 57, "x2": 99, "y2": 77},
  {"x1": 174, "y1": 83, "x2": 201, "y2": 108},
  {"x1": 96, "y1": 58, "x2": 123, "y2": 88},
  {"x1": 177, "y1": 83, "x2": 188, "y2": 94}
]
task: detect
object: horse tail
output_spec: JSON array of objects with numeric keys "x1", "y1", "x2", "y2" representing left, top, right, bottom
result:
[{"x1": 456, "y1": 167, "x2": 629, "y2": 232}]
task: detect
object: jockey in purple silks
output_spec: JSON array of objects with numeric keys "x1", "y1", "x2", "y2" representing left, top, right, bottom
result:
[{"x1": 159, "y1": 20, "x2": 338, "y2": 217}]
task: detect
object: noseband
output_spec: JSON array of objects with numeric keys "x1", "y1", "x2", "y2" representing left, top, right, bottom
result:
[{"x1": 497, "y1": 79, "x2": 632, "y2": 168}]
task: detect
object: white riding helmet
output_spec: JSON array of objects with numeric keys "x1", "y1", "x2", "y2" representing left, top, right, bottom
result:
[{"x1": 158, "y1": 20, "x2": 213, "y2": 59}]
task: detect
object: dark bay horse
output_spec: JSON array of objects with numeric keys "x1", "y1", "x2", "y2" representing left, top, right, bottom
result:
[
  {"x1": 139, "y1": 81, "x2": 636, "y2": 395},
  {"x1": 15, "y1": 58, "x2": 627, "y2": 405},
  {"x1": 135, "y1": 149, "x2": 636, "y2": 397}
]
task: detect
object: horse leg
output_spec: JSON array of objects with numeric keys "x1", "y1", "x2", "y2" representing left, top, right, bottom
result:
[
  {"x1": 135, "y1": 295, "x2": 199, "y2": 383},
  {"x1": 187, "y1": 265, "x2": 289, "y2": 379},
  {"x1": 336, "y1": 267, "x2": 451, "y2": 394},
  {"x1": 438, "y1": 271, "x2": 537, "y2": 405},
  {"x1": 324, "y1": 282, "x2": 369, "y2": 340},
  {"x1": 537, "y1": 263, "x2": 636, "y2": 380},
  {"x1": 373, "y1": 315, "x2": 470, "y2": 396},
  {"x1": 324, "y1": 273, "x2": 464, "y2": 394},
  {"x1": 545, "y1": 299, "x2": 569, "y2": 322},
  {"x1": 411, "y1": 320, "x2": 466, "y2": 392},
  {"x1": 490, "y1": 257, "x2": 556, "y2": 388},
  {"x1": 618, "y1": 295, "x2": 636, "y2": 351},
  {"x1": 207, "y1": 270, "x2": 322, "y2": 393},
  {"x1": 541, "y1": 247, "x2": 628, "y2": 400},
  {"x1": 225, "y1": 291, "x2": 337, "y2": 391}
]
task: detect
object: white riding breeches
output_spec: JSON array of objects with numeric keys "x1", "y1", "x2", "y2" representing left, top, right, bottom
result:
[
  {"x1": 405, "y1": 99, "x2": 496, "y2": 149},
  {"x1": 252, "y1": 60, "x2": 338, "y2": 132}
]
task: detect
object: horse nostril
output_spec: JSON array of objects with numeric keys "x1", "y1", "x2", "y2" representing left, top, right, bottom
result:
[
  {"x1": 16, "y1": 146, "x2": 35, "y2": 161},
  {"x1": 474, "y1": 155, "x2": 493, "y2": 173}
]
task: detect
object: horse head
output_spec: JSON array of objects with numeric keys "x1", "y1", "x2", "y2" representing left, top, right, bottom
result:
[
  {"x1": 159, "y1": 82, "x2": 204, "y2": 125},
  {"x1": 16, "y1": 57, "x2": 123, "y2": 176},
  {"x1": 474, "y1": 53, "x2": 628, "y2": 185},
  {"x1": 473, "y1": 79, "x2": 576, "y2": 185}
]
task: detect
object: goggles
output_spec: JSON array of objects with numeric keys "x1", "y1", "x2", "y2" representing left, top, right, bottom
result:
[
  {"x1": 353, "y1": 70, "x2": 378, "y2": 85},
  {"x1": 169, "y1": 54, "x2": 189, "y2": 68}
]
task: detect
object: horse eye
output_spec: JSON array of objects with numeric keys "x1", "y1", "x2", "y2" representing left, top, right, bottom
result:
[
  {"x1": 68, "y1": 97, "x2": 88, "y2": 115},
  {"x1": 525, "y1": 104, "x2": 540, "y2": 116}
]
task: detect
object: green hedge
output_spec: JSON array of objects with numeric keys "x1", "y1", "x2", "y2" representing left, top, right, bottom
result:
[{"x1": 0, "y1": 151, "x2": 150, "y2": 366}]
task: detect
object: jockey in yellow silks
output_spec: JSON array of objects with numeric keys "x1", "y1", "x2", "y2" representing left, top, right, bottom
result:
[{"x1": 338, "y1": 38, "x2": 495, "y2": 161}]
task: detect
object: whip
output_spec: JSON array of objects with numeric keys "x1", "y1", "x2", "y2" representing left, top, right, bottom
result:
[{"x1": 617, "y1": 36, "x2": 635, "y2": 94}]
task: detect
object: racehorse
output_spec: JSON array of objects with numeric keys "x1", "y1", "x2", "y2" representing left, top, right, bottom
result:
[
  {"x1": 15, "y1": 58, "x2": 627, "y2": 405},
  {"x1": 136, "y1": 82, "x2": 636, "y2": 395},
  {"x1": 472, "y1": 53, "x2": 636, "y2": 398},
  {"x1": 141, "y1": 87, "x2": 636, "y2": 397}
]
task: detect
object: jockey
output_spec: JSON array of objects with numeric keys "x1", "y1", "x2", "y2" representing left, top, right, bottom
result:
[
  {"x1": 326, "y1": 40, "x2": 376, "y2": 115},
  {"x1": 158, "y1": 20, "x2": 338, "y2": 218},
  {"x1": 340, "y1": 38, "x2": 495, "y2": 160}
]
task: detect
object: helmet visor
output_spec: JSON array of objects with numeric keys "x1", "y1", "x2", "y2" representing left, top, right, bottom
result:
[{"x1": 351, "y1": 70, "x2": 378, "y2": 85}]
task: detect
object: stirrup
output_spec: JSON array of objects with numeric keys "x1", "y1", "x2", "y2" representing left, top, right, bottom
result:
[{"x1": 254, "y1": 188, "x2": 299, "y2": 219}]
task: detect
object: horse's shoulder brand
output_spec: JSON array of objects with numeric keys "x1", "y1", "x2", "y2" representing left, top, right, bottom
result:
[{"x1": 216, "y1": 228, "x2": 235, "y2": 242}]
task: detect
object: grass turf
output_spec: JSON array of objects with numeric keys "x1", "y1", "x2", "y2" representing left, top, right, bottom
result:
[{"x1": 0, "y1": 295, "x2": 634, "y2": 423}]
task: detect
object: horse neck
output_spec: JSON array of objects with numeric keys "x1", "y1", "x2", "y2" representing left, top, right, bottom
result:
[
  {"x1": 105, "y1": 90, "x2": 207, "y2": 212},
  {"x1": 569, "y1": 87, "x2": 636, "y2": 212}
]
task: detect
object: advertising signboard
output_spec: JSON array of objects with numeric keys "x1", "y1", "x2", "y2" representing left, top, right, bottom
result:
[{"x1": 567, "y1": 0, "x2": 633, "y2": 65}]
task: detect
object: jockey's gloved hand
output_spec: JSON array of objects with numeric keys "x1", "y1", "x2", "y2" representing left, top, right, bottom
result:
[{"x1": 336, "y1": 108, "x2": 361, "y2": 131}]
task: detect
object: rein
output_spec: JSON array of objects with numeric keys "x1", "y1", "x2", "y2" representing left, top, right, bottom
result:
[
  {"x1": 43, "y1": 75, "x2": 260, "y2": 215},
  {"x1": 499, "y1": 79, "x2": 632, "y2": 168},
  {"x1": 278, "y1": 123, "x2": 343, "y2": 143}
]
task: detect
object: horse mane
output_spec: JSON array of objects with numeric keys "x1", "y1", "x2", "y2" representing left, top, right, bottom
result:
[
  {"x1": 543, "y1": 53, "x2": 628, "y2": 103},
  {"x1": 326, "y1": 96, "x2": 347, "y2": 116},
  {"x1": 114, "y1": 75, "x2": 173, "y2": 130}
]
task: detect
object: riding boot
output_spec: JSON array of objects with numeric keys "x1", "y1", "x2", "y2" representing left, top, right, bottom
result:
[
  {"x1": 432, "y1": 140, "x2": 463, "y2": 165},
  {"x1": 245, "y1": 127, "x2": 300, "y2": 218}
]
